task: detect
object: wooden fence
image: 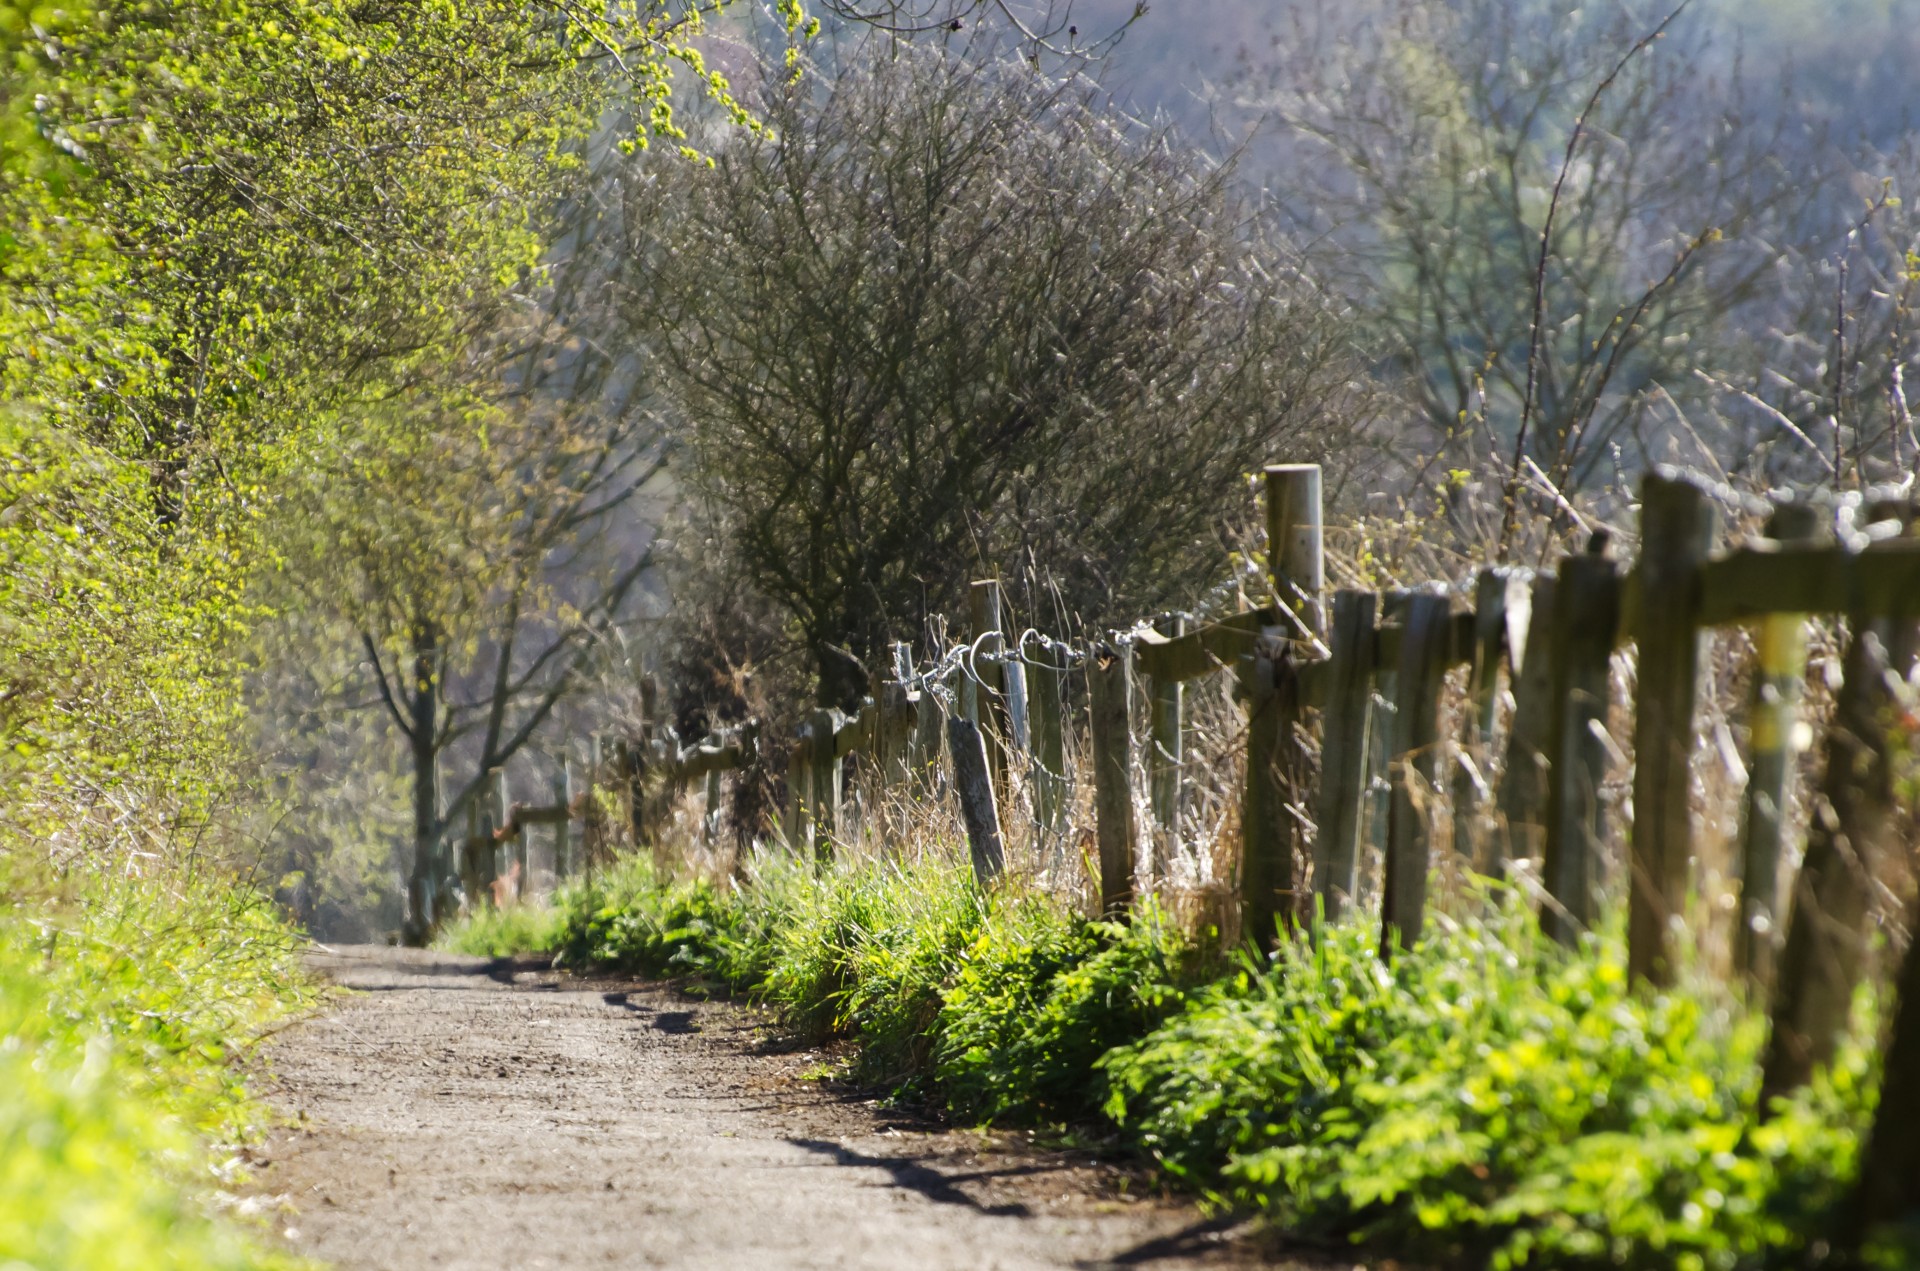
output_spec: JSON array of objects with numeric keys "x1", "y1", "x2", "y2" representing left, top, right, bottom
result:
[{"x1": 467, "y1": 462, "x2": 1920, "y2": 1109}]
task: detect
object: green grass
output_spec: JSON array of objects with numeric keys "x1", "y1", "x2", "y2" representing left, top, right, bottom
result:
[
  {"x1": 550, "y1": 851, "x2": 1881, "y2": 1270},
  {"x1": 433, "y1": 902, "x2": 568, "y2": 958},
  {"x1": 0, "y1": 863, "x2": 319, "y2": 1269}
]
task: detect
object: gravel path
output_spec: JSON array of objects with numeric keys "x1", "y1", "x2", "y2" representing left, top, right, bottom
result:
[{"x1": 249, "y1": 945, "x2": 1313, "y2": 1271}]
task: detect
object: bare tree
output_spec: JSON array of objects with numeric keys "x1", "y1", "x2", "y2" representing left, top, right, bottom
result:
[{"x1": 622, "y1": 40, "x2": 1366, "y2": 709}]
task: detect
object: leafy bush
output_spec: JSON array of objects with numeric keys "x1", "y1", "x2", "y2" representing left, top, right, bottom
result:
[
  {"x1": 935, "y1": 900, "x2": 1192, "y2": 1124},
  {"x1": 1103, "y1": 893, "x2": 1872, "y2": 1269},
  {"x1": 434, "y1": 903, "x2": 568, "y2": 958},
  {"x1": 0, "y1": 866, "x2": 316, "y2": 1269}
]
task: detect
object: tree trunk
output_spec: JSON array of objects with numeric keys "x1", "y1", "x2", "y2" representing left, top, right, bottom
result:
[{"x1": 402, "y1": 621, "x2": 441, "y2": 947}]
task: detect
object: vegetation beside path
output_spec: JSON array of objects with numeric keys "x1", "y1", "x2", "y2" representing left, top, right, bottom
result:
[
  {"x1": 439, "y1": 852, "x2": 1881, "y2": 1271},
  {"x1": 0, "y1": 865, "x2": 315, "y2": 1268}
]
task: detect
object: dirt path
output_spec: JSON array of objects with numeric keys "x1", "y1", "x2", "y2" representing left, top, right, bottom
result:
[{"x1": 250, "y1": 945, "x2": 1314, "y2": 1271}]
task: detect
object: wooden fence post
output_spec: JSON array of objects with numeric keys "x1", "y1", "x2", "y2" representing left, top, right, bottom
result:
[
  {"x1": 1026, "y1": 636, "x2": 1069, "y2": 844},
  {"x1": 1495, "y1": 574, "x2": 1555, "y2": 870},
  {"x1": 1241, "y1": 643, "x2": 1298, "y2": 950},
  {"x1": 1381, "y1": 589, "x2": 1453, "y2": 955},
  {"x1": 486, "y1": 766, "x2": 511, "y2": 905},
  {"x1": 1848, "y1": 891, "x2": 1920, "y2": 1250},
  {"x1": 786, "y1": 727, "x2": 813, "y2": 855},
  {"x1": 880, "y1": 642, "x2": 916, "y2": 787},
  {"x1": 1629, "y1": 471, "x2": 1716, "y2": 987},
  {"x1": 1313, "y1": 589, "x2": 1377, "y2": 920},
  {"x1": 1088, "y1": 643, "x2": 1138, "y2": 918},
  {"x1": 1365, "y1": 588, "x2": 1411, "y2": 865},
  {"x1": 1541, "y1": 546, "x2": 1620, "y2": 945},
  {"x1": 1265, "y1": 464, "x2": 1326, "y2": 638},
  {"x1": 1761, "y1": 614, "x2": 1919, "y2": 1104},
  {"x1": 1734, "y1": 502, "x2": 1820, "y2": 985},
  {"x1": 1453, "y1": 568, "x2": 1524, "y2": 862},
  {"x1": 1149, "y1": 613, "x2": 1186, "y2": 861},
  {"x1": 808, "y1": 707, "x2": 841, "y2": 862},
  {"x1": 947, "y1": 716, "x2": 1006, "y2": 885},
  {"x1": 970, "y1": 580, "x2": 1013, "y2": 813}
]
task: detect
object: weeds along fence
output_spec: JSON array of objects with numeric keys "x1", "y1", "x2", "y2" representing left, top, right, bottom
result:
[{"x1": 468, "y1": 462, "x2": 1920, "y2": 1105}]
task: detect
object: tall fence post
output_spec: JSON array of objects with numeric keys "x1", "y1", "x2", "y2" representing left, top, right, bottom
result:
[
  {"x1": 1088, "y1": 643, "x2": 1137, "y2": 918},
  {"x1": 1629, "y1": 470, "x2": 1715, "y2": 987},
  {"x1": 1735, "y1": 502, "x2": 1820, "y2": 985},
  {"x1": 1453, "y1": 567, "x2": 1524, "y2": 863},
  {"x1": 1365, "y1": 588, "x2": 1411, "y2": 867},
  {"x1": 1265, "y1": 464, "x2": 1326, "y2": 637},
  {"x1": 554, "y1": 762, "x2": 574, "y2": 883},
  {"x1": 1313, "y1": 589, "x2": 1376, "y2": 920},
  {"x1": 1380, "y1": 588, "x2": 1452, "y2": 955},
  {"x1": 1241, "y1": 463, "x2": 1323, "y2": 949},
  {"x1": 1149, "y1": 613, "x2": 1186, "y2": 867},
  {"x1": 1541, "y1": 545, "x2": 1620, "y2": 945},
  {"x1": 787, "y1": 727, "x2": 814, "y2": 856}
]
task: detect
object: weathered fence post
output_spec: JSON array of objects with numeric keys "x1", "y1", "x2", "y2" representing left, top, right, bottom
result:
[
  {"x1": 1312, "y1": 589, "x2": 1377, "y2": 919},
  {"x1": 1025, "y1": 636, "x2": 1069, "y2": 846},
  {"x1": 1541, "y1": 545, "x2": 1620, "y2": 945},
  {"x1": 808, "y1": 707, "x2": 841, "y2": 862},
  {"x1": 969, "y1": 580, "x2": 1013, "y2": 807},
  {"x1": 1242, "y1": 464, "x2": 1325, "y2": 949},
  {"x1": 947, "y1": 716, "x2": 1006, "y2": 885},
  {"x1": 786, "y1": 726, "x2": 814, "y2": 855},
  {"x1": 1453, "y1": 568, "x2": 1524, "y2": 863},
  {"x1": 1495, "y1": 574, "x2": 1555, "y2": 870},
  {"x1": 1365, "y1": 588, "x2": 1411, "y2": 865},
  {"x1": 1629, "y1": 470, "x2": 1716, "y2": 987},
  {"x1": 486, "y1": 766, "x2": 512, "y2": 905},
  {"x1": 1240, "y1": 642, "x2": 1298, "y2": 950},
  {"x1": 1088, "y1": 643, "x2": 1138, "y2": 918},
  {"x1": 1734, "y1": 502, "x2": 1820, "y2": 985},
  {"x1": 879, "y1": 642, "x2": 917, "y2": 788},
  {"x1": 1762, "y1": 611, "x2": 1918, "y2": 1104},
  {"x1": 1149, "y1": 613, "x2": 1186, "y2": 864},
  {"x1": 1265, "y1": 464, "x2": 1326, "y2": 638},
  {"x1": 1381, "y1": 588, "x2": 1453, "y2": 955}
]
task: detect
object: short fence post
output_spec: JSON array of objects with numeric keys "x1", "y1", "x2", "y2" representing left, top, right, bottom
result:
[
  {"x1": 786, "y1": 728, "x2": 813, "y2": 855},
  {"x1": 1313, "y1": 589, "x2": 1377, "y2": 920},
  {"x1": 1541, "y1": 546, "x2": 1620, "y2": 945},
  {"x1": 947, "y1": 716, "x2": 1006, "y2": 885},
  {"x1": 808, "y1": 707, "x2": 841, "y2": 862},
  {"x1": 1629, "y1": 471, "x2": 1716, "y2": 987},
  {"x1": 1381, "y1": 588, "x2": 1452, "y2": 956},
  {"x1": 880, "y1": 642, "x2": 917, "y2": 787},
  {"x1": 1496, "y1": 574, "x2": 1557, "y2": 870},
  {"x1": 1734, "y1": 502, "x2": 1819, "y2": 986},
  {"x1": 1149, "y1": 613, "x2": 1186, "y2": 862},
  {"x1": 1088, "y1": 643, "x2": 1138, "y2": 918}
]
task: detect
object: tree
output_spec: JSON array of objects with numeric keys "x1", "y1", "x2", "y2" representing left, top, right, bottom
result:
[{"x1": 625, "y1": 40, "x2": 1364, "y2": 710}]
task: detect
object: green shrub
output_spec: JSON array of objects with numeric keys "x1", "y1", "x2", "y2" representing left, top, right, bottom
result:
[
  {"x1": 1103, "y1": 892, "x2": 1872, "y2": 1269},
  {"x1": 434, "y1": 903, "x2": 568, "y2": 957},
  {"x1": 935, "y1": 899, "x2": 1191, "y2": 1124},
  {"x1": 0, "y1": 866, "x2": 316, "y2": 1269}
]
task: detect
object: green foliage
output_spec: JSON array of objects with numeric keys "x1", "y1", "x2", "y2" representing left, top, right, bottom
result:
[
  {"x1": 1103, "y1": 893, "x2": 1872, "y2": 1269},
  {"x1": 434, "y1": 903, "x2": 568, "y2": 959},
  {"x1": 934, "y1": 901, "x2": 1192, "y2": 1124},
  {"x1": 0, "y1": 862, "x2": 316, "y2": 1269}
]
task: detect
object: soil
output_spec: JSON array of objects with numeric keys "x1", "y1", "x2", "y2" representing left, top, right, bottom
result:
[{"x1": 248, "y1": 945, "x2": 1342, "y2": 1271}]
